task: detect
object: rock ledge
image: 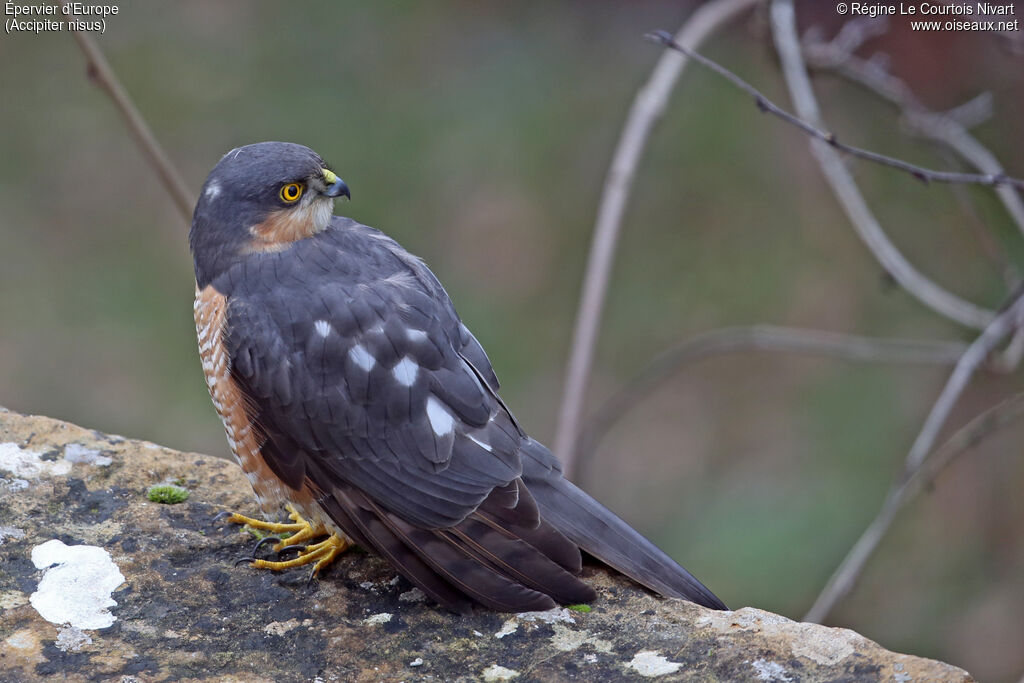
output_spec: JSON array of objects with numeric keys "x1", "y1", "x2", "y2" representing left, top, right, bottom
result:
[{"x1": 0, "y1": 409, "x2": 973, "y2": 682}]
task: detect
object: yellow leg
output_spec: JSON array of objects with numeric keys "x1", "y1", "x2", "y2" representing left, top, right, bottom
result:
[
  {"x1": 228, "y1": 503, "x2": 349, "y2": 576},
  {"x1": 251, "y1": 535, "x2": 349, "y2": 575}
]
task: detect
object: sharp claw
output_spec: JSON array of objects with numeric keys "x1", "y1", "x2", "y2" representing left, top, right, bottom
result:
[
  {"x1": 277, "y1": 544, "x2": 307, "y2": 555},
  {"x1": 251, "y1": 535, "x2": 282, "y2": 556},
  {"x1": 305, "y1": 566, "x2": 319, "y2": 587},
  {"x1": 212, "y1": 511, "x2": 234, "y2": 523},
  {"x1": 234, "y1": 556, "x2": 255, "y2": 567}
]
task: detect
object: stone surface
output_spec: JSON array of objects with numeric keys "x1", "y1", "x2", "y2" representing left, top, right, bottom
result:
[{"x1": 0, "y1": 408, "x2": 974, "y2": 682}]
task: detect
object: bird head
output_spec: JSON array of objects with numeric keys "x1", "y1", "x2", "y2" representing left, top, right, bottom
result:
[{"x1": 190, "y1": 141, "x2": 349, "y2": 287}]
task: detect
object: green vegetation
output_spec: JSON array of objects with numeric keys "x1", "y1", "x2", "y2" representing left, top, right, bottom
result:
[{"x1": 146, "y1": 484, "x2": 190, "y2": 505}]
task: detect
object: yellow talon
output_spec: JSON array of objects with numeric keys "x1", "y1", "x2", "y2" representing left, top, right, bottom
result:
[
  {"x1": 251, "y1": 535, "x2": 350, "y2": 575},
  {"x1": 227, "y1": 503, "x2": 349, "y2": 576}
]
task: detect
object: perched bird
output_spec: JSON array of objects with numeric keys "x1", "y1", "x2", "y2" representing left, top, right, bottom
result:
[{"x1": 190, "y1": 141, "x2": 726, "y2": 613}]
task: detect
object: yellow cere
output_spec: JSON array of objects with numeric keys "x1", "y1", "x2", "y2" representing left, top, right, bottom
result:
[
  {"x1": 322, "y1": 169, "x2": 338, "y2": 185},
  {"x1": 280, "y1": 182, "x2": 304, "y2": 203}
]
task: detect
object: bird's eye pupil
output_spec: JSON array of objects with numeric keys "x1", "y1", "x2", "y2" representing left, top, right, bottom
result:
[{"x1": 280, "y1": 183, "x2": 303, "y2": 203}]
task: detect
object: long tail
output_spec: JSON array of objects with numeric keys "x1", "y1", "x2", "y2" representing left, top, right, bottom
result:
[
  {"x1": 520, "y1": 439, "x2": 727, "y2": 610},
  {"x1": 308, "y1": 474, "x2": 597, "y2": 614}
]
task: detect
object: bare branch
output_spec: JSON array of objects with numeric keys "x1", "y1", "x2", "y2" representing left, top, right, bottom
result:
[
  {"x1": 553, "y1": 0, "x2": 759, "y2": 477},
  {"x1": 764, "y1": 1, "x2": 997, "y2": 330},
  {"x1": 903, "y1": 292, "x2": 1024, "y2": 472},
  {"x1": 576, "y1": 325, "x2": 968, "y2": 473},
  {"x1": 647, "y1": 30, "x2": 1024, "y2": 192},
  {"x1": 802, "y1": 25, "x2": 1024, "y2": 240},
  {"x1": 803, "y1": 290, "x2": 1024, "y2": 623},
  {"x1": 803, "y1": 391, "x2": 1024, "y2": 624},
  {"x1": 61, "y1": 2, "x2": 195, "y2": 222}
]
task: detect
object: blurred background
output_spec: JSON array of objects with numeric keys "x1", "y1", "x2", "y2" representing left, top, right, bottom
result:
[{"x1": 2, "y1": 1, "x2": 1022, "y2": 679}]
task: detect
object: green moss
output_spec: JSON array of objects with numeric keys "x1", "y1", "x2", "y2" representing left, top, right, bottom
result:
[
  {"x1": 146, "y1": 484, "x2": 189, "y2": 504},
  {"x1": 566, "y1": 604, "x2": 591, "y2": 613}
]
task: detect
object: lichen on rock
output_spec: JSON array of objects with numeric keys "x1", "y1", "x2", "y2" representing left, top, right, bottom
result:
[{"x1": 0, "y1": 408, "x2": 976, "y2": 682}]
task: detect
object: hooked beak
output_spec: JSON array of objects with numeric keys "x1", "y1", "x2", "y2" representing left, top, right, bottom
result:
[{"x1": 321, "y1": 168, "x2": 351, "y2": 199}]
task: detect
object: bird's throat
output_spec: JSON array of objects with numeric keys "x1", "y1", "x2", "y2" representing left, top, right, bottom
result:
[{"x1": 246, "y1": 199, "x2": 334, "y2": 252}]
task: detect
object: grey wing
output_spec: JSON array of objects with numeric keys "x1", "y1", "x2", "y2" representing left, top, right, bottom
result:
[
  {"x1": 221, "y1": 247, "x2": 596, "y2": 613},
  {"x1": 225, "y1": 270, "x2": 524, "y2": 528}
]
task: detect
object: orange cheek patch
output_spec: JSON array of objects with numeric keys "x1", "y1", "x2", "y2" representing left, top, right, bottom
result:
[
  {"x1": 247, "y1": 202, "x2": 327, "y2": 252},
  {"x1": 247, "y1": 208, "x2": 312, "y2": 252}
]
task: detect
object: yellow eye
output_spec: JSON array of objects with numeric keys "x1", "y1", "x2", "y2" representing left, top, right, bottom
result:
[{"x1": 280, "y1": 182, "x2": 304, "y2": 203}]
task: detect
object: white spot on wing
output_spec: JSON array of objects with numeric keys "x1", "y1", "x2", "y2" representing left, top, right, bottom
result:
[
  {"x1": 314, "y1": 320, "x2": 332, "y2": 337},
  {"x1": 348, "y1": 344, "x2": 375, "y2": 372},
  {"x1": 392, "y1": 357, "x2": 419, "y2": 387},
  {"x1": 426, "y1": 396, "x2": 454, "y2": 436},
  {"x1": 468, "y1": 434, "x2": 493, "y2": 453},
  {"x1": 405, "y1": 328, "x2": 428, "y2": 342}
]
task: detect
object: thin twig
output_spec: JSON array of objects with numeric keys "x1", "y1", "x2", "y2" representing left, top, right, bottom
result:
[
  {"x1": 803, "y1": 290, "x2": 1024, "y2": 623},
  {"x1": 765, "y1": 1, "x2": 996, "y2": 330},
  {"x1": 804, "y1": 22, "x2": 1019, "y2": 280},
  {"x1": 574, "y1": 325, "x2": 968, "y2": 478},
  {"x1": 647, "y1": 30, "x2": 1024, "y2": 192},
  {"x1": 61, "y1": 2, "x2": 195, "y2": 222},
  {"x1": 553, "y1": 0, "x2": 759, "y2": 476},
  {"x1": 803, "y1": 392, "x2": 1024, "y2": 624},
  {"x1": 904, "y1": 292, "x2": 1024, "y2": 473},
  {"x1": 802, "y1": 26, "x2": 1024, "y2": 240},
  {"x1": 943, "y1": 161, "x2": 1018, "y2": 286}
]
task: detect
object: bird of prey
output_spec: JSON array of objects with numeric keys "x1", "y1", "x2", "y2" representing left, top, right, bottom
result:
[{"x1": 190, "y1": 141, "x2": 726, "y2": 613}]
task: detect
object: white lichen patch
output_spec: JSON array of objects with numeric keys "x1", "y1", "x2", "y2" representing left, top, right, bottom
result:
[
  {"x1": 516, "y1": 607, "x2": 576, "y2": 625},
  {"x1": 0, "y1": 525, "x2": 25, "y2": 544},
  {"x1": 0, "y1": 443, "x2": 71, "y2": 478},
  {"x1": 696, "y1": 606, "x2": 860, "y2": 667},
  {"x1": 550, "y1": 623, "x2": 612, "y2": 653},
  {"x1": 696, "y1": 606, "x2": 789, "y2": 632},
  {"x1": 5, "y1": 629, "x2": 39, "y2": 650},
  {"x1": 494, "y1": 619, "x2": 518, "y2": 639},
  {"x1": 0, "y1": 477, "x2": 30, "y2": 492},
  {"x1": 398, "y1": 587, "x2": 425, "y2": 602},
  {"x1": 789, "y1": 625, "x2": 860, "y2": 666},
  {"x1": 482, "y1": 663, "x2": 520, "y2": 681},
  {"x1": 29, "y1": 539, "x2": 125, "y2": 630},
  {"x1": 496, "y1": 607, "x2": 577, "y2": 639},
  {"x1": 0, "y1": 590, "x2": 29, "y2": 609},
  {"x1": 409, "y1": 657, "x2": 423, "y2": 667},
  {"x1": 264, "y1": 618, "x2": 309, "y2": 637},
  {"x1": 893, "y1": 660, "x2": 912, "y2": 683},
  {"x1": 63, "y1": 443, "x2": 112, "y2": 466},
  {"x1": 627, "y1": 651, "x2": 682, "y2": 677},
  {"x1": 362, "y1": 612, "x2": 392, "y2": 626},
  {"x1": 751, "y1": 658, "x2": 793, "y2": 681},
  {"x1": 56, "y1": 626, "x2": 92, "y2": 652}
]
